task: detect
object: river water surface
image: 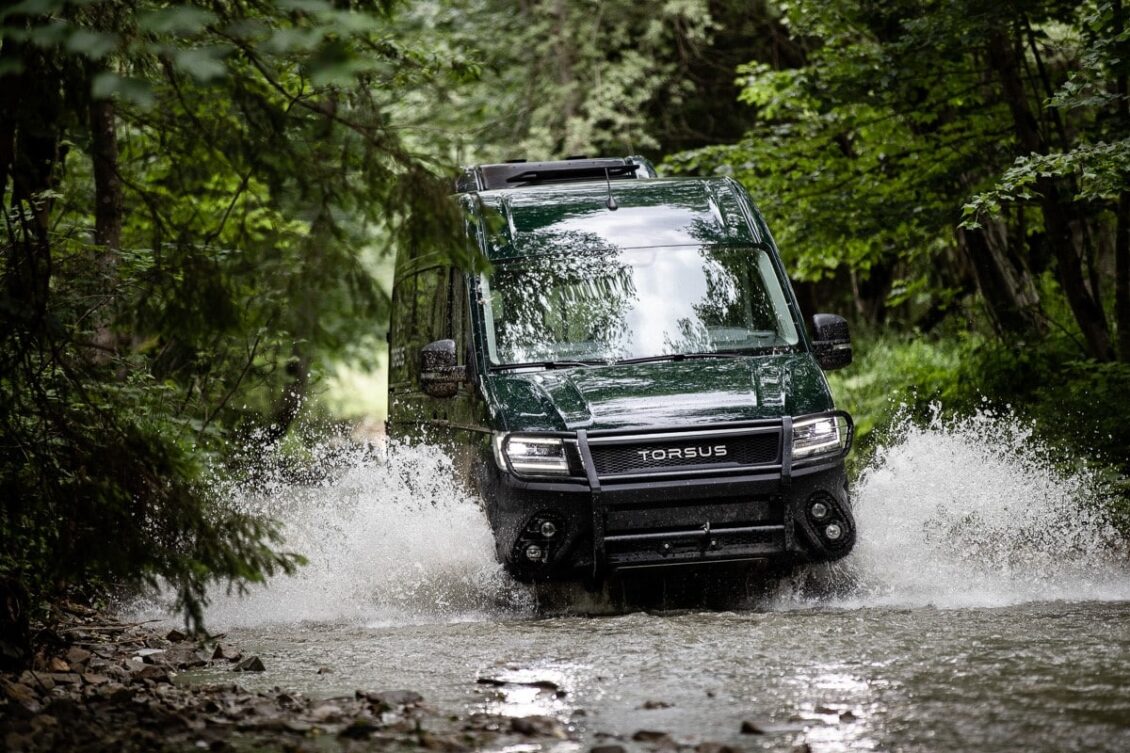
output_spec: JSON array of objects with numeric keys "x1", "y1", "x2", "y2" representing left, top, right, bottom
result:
[{"x1": 171, "y1": 413, "x2": 1130, "y2": 752}]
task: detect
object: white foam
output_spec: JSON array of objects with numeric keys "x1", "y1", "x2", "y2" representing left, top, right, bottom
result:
[
  {"x1": 785, "y1": 408, "x2": 1130, "y2": 609},
  {"x1": 196, "y1": 441, "x2": 532, "y2": 628}
]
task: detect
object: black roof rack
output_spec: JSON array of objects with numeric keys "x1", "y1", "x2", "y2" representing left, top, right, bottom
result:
[{"x1": 455, "y1": 156, "x2": 657, "y2": 193}]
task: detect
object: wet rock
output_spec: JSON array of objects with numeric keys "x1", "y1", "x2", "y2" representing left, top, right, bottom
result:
[
  {"x1": 338, "y1": 718, "x2": 381, "y2": 739},
  {"x1": 47, "y1": 673, "x2": 81, "y2": 686},
  {"x1": 96, "y1": 682, "x2": 132, "y2": 702},
  {"x1": 233, "y1": 656, "x2": 265, "y2": 673},
  {"x1": 2, "y1": 680, "x2": 42, "y2": 714},
  {"x1": 463, "y1": 712, "x2": 504, "y2": 732},
  {"x1": 642, "y1": 699, "x2": 673, "y2": 709},
  {"x1": 591, "y1": 745, "x2": 627, "y2": 753},
  {"x1": 511, "y1": 715, "x2": 568, "y2": 738},
  {"x1": 792, "y1": 745, "x2": 813, "y2": 753},
  {"x1": 420, "y1": 731, "x2": 471, "y2": 752},
  {"x1": 632, "y1": 729, "x2": 675, "y2": 745},
  {"x1": 309, "y1": 703, "x2": 344, "y2": 722},
  {"x1": 133, "y1": 666, "x2": 171, "y2": 683},
  {"x1": 163, "y1": 646, "x2": 207, "y2": 669},
  {"x1": 358, "y1": 689, "x2": 423, "y2": 707},
  {"x1": 696, "y1": 743, "x2": 741, "y2": 753},
  {"x1": 839, "y1": 710, "x2": 858, "y2": 723},
  {"x1": 813, "y1": 705, "x2": 837, "y2": 715},
  {"x1": 17, "y1": 671, "x2": 52, "y2": 692},
  {"x1": 316, "y1": 666, "x2": 333, "y2": 674},
  {"x1": 211, "y1": 644, "x2": 242, "y2": 662},
  {"x1": 165, "y1": 629, "x2": 188, "y2": 643},
  {"x1": 740, "y1": 720, "x2": 766, "y2": 735},
  {"x1": 65, "y1": 647, "x2": 92, "y2": 667}
]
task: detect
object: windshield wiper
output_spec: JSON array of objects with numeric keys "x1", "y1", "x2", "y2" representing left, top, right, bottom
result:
[
  {"x1": 614, "y1": 352, "x2": 744, "y2": 365},
  {"x1": 491, "y1": 360, "x2": 600, "y2": 371}
]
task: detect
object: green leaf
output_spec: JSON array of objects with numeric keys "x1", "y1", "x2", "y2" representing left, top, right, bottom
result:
[
  {"x1": 91, "y1": 71, "x2": 155, "y2": 109},
  {"x1": 137, "y1": 6, "x2": 217, "y2": 34},
  {"x1": 173, "y1": 47, "x2": 228, "y2": 82},
  {"x1": 0, "y1": 0, "x2": 66, "y2": 20},
  {"x1": 65, "y1": 29, "x2": 119, "y2": 60},
  {"x1": 277, "y1": 0, "x2": 334, "y2": 13}
]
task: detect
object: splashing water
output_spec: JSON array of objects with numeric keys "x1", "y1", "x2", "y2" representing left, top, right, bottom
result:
[
  {"x1": 197, "y1": 442, "x2": 533, "y2": 628},
  {"x1": 164, "y1": 407, "x2": 1129, "y2": 628},
  {"x1": 786, "y1": 408, "x2": 1130, "y2": 609}
]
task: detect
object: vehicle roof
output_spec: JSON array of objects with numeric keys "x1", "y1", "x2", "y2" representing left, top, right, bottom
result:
[{"x1": 462, "y1": 177, "x2": 766, "y2": 262}]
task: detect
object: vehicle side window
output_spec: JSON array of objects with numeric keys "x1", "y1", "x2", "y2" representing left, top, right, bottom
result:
[
  {"x1": 408, "y1": 266, "x2": 447, "y2": 382},
  {"x1": 388, "y1": 273, "x2": 416, "y2": 384},
  {"x1": 389, "y1": 265, "x2": 448, "y2": 385},
  {"x1": 449, "y1": 269, "x2": 465, "y2": 362}
]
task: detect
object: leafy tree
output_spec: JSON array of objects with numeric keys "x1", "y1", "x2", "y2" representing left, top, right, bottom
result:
[
  {"x1": 668, "y1": 0, "x2": 1128, "y2": 361},
  {"x1": 0, "y1": 0, "x2": 468, "y2": 664},
  {"x1": 388, "y1": 0, "x2": 795, "y2": 164}
]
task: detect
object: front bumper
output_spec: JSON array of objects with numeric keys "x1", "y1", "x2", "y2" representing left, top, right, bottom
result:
[{"x1": 482, "y1": 415, "x2": 855, "y2": 581}]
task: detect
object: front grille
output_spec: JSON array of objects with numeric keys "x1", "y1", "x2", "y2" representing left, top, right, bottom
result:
[{"x1": 590, "y1": 432, "x2": 779, "y2": 476}]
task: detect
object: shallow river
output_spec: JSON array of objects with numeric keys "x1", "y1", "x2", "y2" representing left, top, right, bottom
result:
[{"x1": 169, "y1": 413, "x2": 1130, "y2": 752}]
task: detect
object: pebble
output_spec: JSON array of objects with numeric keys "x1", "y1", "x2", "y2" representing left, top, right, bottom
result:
[
  {"x1": 1, "y1": 614, "x2": 581, "y2": 753},
  {"x1": 233, "y1": 656, "x2": 265, "y2": 672}
]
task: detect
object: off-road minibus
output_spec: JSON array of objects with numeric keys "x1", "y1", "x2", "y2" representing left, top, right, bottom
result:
[{"x1": 387, "y1": 157, "x2": 855, "y2": 584}]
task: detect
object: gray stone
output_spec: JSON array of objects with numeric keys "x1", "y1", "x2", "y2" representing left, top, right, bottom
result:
[
  {"x1": 358, "y1": 689, "x2": 423, "y2": 707},
  {"x1": 511, "y1": 715, "x2": 568, "y2": 738},
  {"x1": 633, "y1": 730, "x2": 674, "y2": 743},
  {"x1": 65, "y1": 647, "x2": 92, "y2": 666}
]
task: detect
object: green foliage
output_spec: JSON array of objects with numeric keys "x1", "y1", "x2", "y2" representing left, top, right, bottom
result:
[
  {"x1": 0, "y1": 0, "x2": 473, "y2": 640},
  {"x1": 827, "y1": 332, "x2": 970, "y2": 452},
  {"x1": 387, "y1": 0, "x2": 787, "y2": 163},
  {"x1": 666, "y1": 0, "x2": 1129, "y2": 362}
]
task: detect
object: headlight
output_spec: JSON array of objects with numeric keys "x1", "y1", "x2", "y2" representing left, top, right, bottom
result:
[
  {"x1": 792, "y1": 415, "x2": 843, "y2": 459},
  {"x1": 493, "y1": 433, "x2": 570, "y2": 476}
]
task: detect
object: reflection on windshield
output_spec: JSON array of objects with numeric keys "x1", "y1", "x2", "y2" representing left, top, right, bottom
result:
[{"x1": 480, "y1": 245, "x2": 799, "y2": 366}]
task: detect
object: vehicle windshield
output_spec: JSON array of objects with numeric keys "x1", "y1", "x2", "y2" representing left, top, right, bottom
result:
[{"x1": 480, "y1": 245, "x2": 800, "y2": 366}]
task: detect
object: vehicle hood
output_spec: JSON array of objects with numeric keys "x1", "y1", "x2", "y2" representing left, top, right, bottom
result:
[{"x1": 484, "y1": 355, "x2": 833, "y2": 432}]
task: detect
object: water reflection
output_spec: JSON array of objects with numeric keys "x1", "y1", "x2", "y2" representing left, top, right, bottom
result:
[
  {"x1": 474, "y1": 664, "x2": 576, "y2": 719},
  {"x1": 481, "y1": 244, "x2": 799, "y2": 366}
]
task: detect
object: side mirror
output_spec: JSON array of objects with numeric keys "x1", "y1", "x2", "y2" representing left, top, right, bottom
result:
[
  {"x1": 811, "y1": 314, "x2": 852, "y2": 370},
  {"x1": 420, "y1": 339, "x2": 467, "y2": 399}
]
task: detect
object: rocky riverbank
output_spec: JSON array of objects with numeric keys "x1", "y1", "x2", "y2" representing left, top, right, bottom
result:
[{"x1": 0, "y1": 604, "x2": 576, "y2": 753}]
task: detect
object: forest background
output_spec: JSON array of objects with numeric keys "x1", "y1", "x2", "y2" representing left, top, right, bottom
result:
[{"x1": 2, "y1": 0, "x2": 1129, "y2": 663}]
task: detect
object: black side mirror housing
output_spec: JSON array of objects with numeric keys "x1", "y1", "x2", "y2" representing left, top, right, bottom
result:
[
  {"x1": 420, "y1": 339, "x2": 467, "y2": 399},
  {"x1": 811, "y1": 314, "x2": 852, "y2": 370}
]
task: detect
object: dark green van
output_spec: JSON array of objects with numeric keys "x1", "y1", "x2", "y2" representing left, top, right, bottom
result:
[{"x1": 387, "y1": 157, "x2": 855, "y2": 583}]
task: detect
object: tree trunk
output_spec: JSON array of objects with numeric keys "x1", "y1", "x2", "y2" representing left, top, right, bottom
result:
[
  {"x1": 88, "y1": 95, "x2": 123, "y2": 359},
  {"x1": 1115, "y1": 0, "x2": 1130, "y2": 361},
  {"x1": 957, "y1": 221, "x2": 1043, "y2": 336},
  {"x1": 1117, "y1": 193, "x2": 1130, "y2": 361},
  {"x1": 986, "y1": 27, "x2": 1114, "y2": 360},
  {"x1": 4, "y1": 41, "x2": 61, "y2": 324},
  {"x1": 90, "y1": 97, "x2": 122, "y2": 250}
]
